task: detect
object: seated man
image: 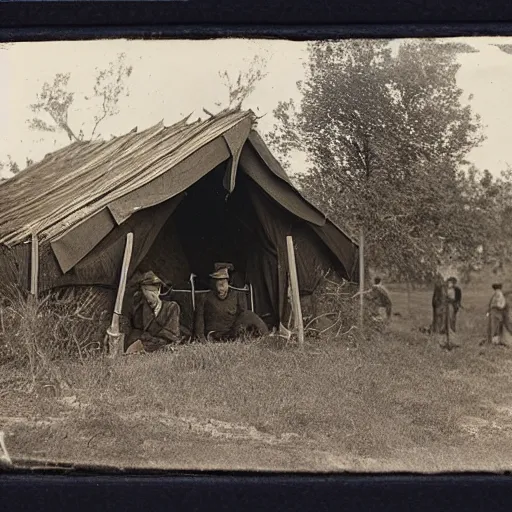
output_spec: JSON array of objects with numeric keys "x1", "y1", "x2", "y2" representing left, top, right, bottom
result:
[
  {"x1": 125, "y1": 271, "x2": 182, "y2": 354},
  {"x1": 194, "y1": 264, "x2": 269, "y2": 342}
]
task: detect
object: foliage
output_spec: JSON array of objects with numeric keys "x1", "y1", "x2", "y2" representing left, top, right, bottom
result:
[
  {"x1": 28, "y1": 53, "x2": 133, "y2": 142},
  {"x1": 87, "y1": 53, "x2": 133, "y2": 139},
  {"x1": 0, "y1": 156, "x2": 22, "y2": 184},
  {"x1": 269, "y1": 39, "x2": 486, "y2": 282},
  {"x1": 0, "y1": 287, "x2": 111, "y2": 386},
  {"x1": 457, "y1": 165, "x2": 512, "y2": 275},
  {"x1": 216, "y1": 54, "x2": 268, "y2": 111},
  {"x1": 0, "y1": 155, "x2": 21, "y2": 181}
]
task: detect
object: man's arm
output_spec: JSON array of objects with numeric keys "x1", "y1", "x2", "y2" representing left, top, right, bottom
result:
[
  {"x1": 140, "y1": 303, "x2": 181, "y2": 345},
  {"x1": 237, "y1": 290, "x2": 248, "y2": 314},
  {"x1": 455, "y1": 287, "x2": 462, "y2": 306},
  {"x1": 140, "y1": 330, "x2": 179, "y2": 345}
]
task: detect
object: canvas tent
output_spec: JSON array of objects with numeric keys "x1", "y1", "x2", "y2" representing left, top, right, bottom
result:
[{"x1": 0, "y1": 109, "x2": 359, "y2": 331}]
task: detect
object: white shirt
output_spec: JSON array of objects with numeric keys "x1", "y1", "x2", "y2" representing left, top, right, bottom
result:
[{"x1": 153, "y1": 300, "x2": 162, "y2": 318}]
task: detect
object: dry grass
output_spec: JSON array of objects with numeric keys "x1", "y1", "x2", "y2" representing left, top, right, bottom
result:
[
  {"x1": 0, "y1": 287, "x2": 110, "y2": 389},
  {"x1": 3, "y1": 282, "x2": 512, "y2": 472}
]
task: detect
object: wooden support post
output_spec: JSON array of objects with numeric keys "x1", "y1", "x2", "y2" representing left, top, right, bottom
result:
[
  {"x1": 189, "y1": 273, "x2": 196, "y2": 311},
  {"x1": 286, "y1": 236, "x2": 304, "y2": 347},
  {"x1": 106, "y1": 232, "x2": 134, "y2": 357},
  {"x1": 359, "y1": 228, "x2": 365, "y2": 332},
  {"x1": 30, "y1": 232, "x2": 39, "y2": 298},
  {"x1": 249, "y1": 283, "x2": 255, "y2": 312}
]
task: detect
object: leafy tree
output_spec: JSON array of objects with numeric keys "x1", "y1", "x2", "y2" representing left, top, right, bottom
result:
[
  {"x1": 269, "y1": 39, "x2": 485, "y2": 282},
  {"x1": 459, "y1": 165, "x2": 512, "y2": 276},
  {"x1": 28, "y1": 53, "x2": 133, "y2": 142}
]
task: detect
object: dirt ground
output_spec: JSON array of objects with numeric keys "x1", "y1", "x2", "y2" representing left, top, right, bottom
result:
[{"x1": 3, "y1": 285, "x2": 512, "y2": 473}]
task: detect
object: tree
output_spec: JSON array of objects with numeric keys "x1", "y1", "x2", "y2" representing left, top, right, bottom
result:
[
  {"x1": 458, "y1": 165, "x2": 512, "y2": 276},
  {"x1": 28, "y1": 53, "x2": 133, "y2": 142},
  {"x1": 0, "y1": 155, "x2": 22, "y2": 183},
  {"x1": 269, "y1": 39, "x2": 485, "y2": 282},
  {"x1": 214, "y1": 55, "x2": 268, "y2": 112}
]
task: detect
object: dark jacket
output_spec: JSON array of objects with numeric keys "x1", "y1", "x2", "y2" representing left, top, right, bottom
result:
[
  {"x1": 126, "y1": 292, "x2": 181, "y2": 351},
  {"x1": 194, "y1": 289, "x2": 247, "y2": 338},
  {"x1": 447, "y1": 286, "x2": 462, "y2": 311}
]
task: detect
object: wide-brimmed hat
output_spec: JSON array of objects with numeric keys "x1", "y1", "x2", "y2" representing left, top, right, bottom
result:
[
  {"x1": 209, "y1": 267, "x2": 230, "y2": 280},
  {"x1": 139, "y1": 271, "x2": 164, "y2": 287},
  {"x1": 492, "y1": 283, "x2": 503, "y2": 290},
  {"x1": 447, "y1": 276, "x2": 458, "y2": 284},
  {"x1": 213, "y1": 262, "x2": 234, "y2": 272}
]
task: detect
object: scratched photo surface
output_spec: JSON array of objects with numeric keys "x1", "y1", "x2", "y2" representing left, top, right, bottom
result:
[{"x1": 1, "y1": 37, "x2": 512, "y2": 472}]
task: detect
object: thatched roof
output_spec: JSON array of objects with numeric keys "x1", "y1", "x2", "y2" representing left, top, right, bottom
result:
[{"x1": 0, "y1": 109, "x2": 254, "y2": 245}]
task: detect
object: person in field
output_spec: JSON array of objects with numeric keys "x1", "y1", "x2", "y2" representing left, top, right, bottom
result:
[
  {"x1": 369, "y1": 277, "x2": 392, "y2": 322},
  {"x1": 487, "y1": 283, "x2": 512, "y2": 347},
  {"x1": 430, "y1": 275, "x2": 459, "y2": 348},
  {"x1": 125, "y1": 271, "x2": 182, "y2": 354},
  {"x1": 431, "y1": 275, "x2": 448, "y2": 334},
  {"x1": 446, "y1": 277, "x2": 462, "y2": 332},
  {"x1": 194, "y1": 263, "x2": 269, "y2": 342}
]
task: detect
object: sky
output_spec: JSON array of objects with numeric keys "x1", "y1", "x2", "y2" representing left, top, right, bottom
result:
[{"x1": 1, "y1": 37, "x2": 512, "y2": 179}]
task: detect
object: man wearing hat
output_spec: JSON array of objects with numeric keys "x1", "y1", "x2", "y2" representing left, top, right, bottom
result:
[
  {"x1": 193, "y1": 263, "x2": 269, "y2": 342},
  {"x1": 125, "y1": 270, "x2": 182, "y2": 354}
]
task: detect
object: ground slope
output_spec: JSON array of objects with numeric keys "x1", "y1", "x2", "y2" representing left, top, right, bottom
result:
[{"x1": 2, "y1": 286, "x2": 512, "y2": 472}]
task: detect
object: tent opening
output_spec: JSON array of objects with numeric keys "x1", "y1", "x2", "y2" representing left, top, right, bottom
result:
[{"x1": 137, "y1": 164, "x2": 280, "y2": 327}]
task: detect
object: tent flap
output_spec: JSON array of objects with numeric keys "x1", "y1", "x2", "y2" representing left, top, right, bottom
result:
[
  {"x1": 50, "y1": 207, "x2": 116, "y2": 274},
  {"x1": 222, "y1": 117, "x2": 252, "y2": 193},
  {"x1": 240, "y1": 143, "x2": 327, "y2": 227},
  {"x1": 108, "y1": 137, "x2": 231, "y2": 225},
  {"x1": 49, "y1": 194, "x2": 184, "y2": 290}
]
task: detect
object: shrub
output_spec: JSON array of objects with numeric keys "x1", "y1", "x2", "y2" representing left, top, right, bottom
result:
[
  {"x1": 0, "y1": 286, "x2": 111, "y2": 386},
  {"x1": 305, "y1": 272, "x2": 381, "y2": 341}
]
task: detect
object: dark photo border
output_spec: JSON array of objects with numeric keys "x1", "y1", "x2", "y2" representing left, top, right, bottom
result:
[{"x1": 2, "y1": 1, "x2": 512, "y2": 510}]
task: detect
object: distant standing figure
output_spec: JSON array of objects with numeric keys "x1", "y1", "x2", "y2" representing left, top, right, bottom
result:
[
  {"x1": 446, "y1": 277, "x2": 462, "y2": 332},
  {"x1": 125, "y1": 271, "x2": 182, "y2": 354},
  {"x1": 194, "y1": 264, "x2": 269, "y2": 342},
  {"x1": 370, "y1": 277, "x2": 392, "y2": 322},
  {"x1": 487, "y1": 283, "x2": 512, "y2": 347},
  {"x1": 431, "y1": 275, "x2": 459, "y2": 348},
  {"x1": 431, "y1": 277, "x2": 446, "y2": 334}
]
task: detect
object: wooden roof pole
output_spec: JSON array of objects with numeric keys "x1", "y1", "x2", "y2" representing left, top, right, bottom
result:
[
  {"x1": 286, "y1": 235, "x2": 304, "y2": 347},
  {"x1": 106, "y1": 232, "x2": 134, "y2": 357},
  {"x1": 30, "y1": 232, "x2": 39, "y2": 297}
]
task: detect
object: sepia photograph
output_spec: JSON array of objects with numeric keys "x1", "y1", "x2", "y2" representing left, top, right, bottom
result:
[{"x1": 1, "y1": 36, "x2": 512, "y2": 472}]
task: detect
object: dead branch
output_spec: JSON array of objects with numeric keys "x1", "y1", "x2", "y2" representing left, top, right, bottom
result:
[{"x1": 304, "y1": 312, "x2": 338, "y2": 330}]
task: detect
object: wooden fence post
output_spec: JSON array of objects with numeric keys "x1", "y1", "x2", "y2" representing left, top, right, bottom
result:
[
  {"x1": 106, "y1": 232, "x2": 134, "y2": 357},
  {"x1": 359, "y1": 228, "x2": 365, "y2": 332},
  {"x1": 30, "y1": 232, "x2": 39, "y2": 298},
  {"x1": 286, "y1": 236, "x2": 304, "y2": 347}
]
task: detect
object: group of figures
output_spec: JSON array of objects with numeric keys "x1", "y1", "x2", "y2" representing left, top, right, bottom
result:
[
  {"x1": 124, "y1": 263, "x2": 269, "y2": 355},
  {"x1": 122, "y1": 263, "x2": 512, "y2": 354},
  {"x1": 431, "y1": 276, "x2": 512, "y2": 348}
]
